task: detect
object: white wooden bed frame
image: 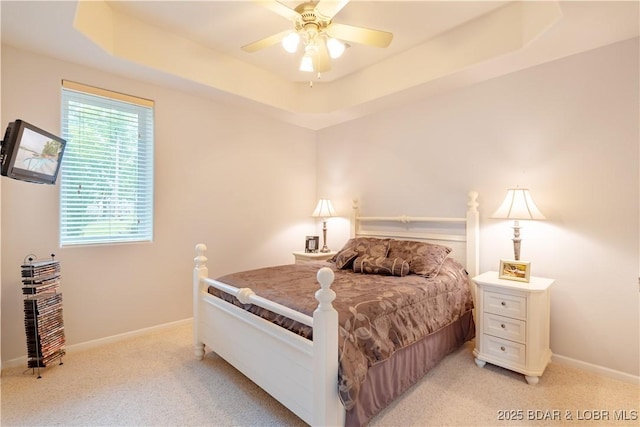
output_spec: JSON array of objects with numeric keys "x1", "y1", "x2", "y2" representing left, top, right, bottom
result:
[{"x1": 193, "y1": 191, "x2": 479, "y2": 426}]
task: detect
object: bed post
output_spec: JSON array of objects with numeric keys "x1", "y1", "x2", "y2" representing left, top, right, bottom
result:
[
  {"x1": 466, "y1": 191, "x2": 479, "y2": 277},
  {"x1": 313, "y1": 267, "x2": 340, "y2": 427},
  {"x1": 193, "y1": 244, "x2": 208, "y2": 360},
  {"x1": 350, "y1": 198, "x2": 359, "y2": 238}
]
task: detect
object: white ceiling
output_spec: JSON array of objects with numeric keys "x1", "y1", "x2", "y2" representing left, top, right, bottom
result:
[
  {"x1": 107, "y1": 0, "x2": 512, "y2": 83},
  {"x1": 1, "y1": 1, "x2": 638, "y2": 130}
]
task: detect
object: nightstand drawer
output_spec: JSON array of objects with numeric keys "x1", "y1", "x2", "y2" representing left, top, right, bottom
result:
[
  {"x1": 483, "y1": 334, "x2": 526, "y2": 365},
  {"x1": 483, "y1": 313, "x2": 526, "y2": 343},
  {"x1": 484, "y1": 291, "x2": 526, "y2": 319}
]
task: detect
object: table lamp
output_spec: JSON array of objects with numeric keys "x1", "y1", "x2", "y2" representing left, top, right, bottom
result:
[
  {"x1": 491, "y1": 188, "x2": 545, "y2": 260},
  {"x1": 312, "y1": 199, "x2": 336, "y2": 253}
]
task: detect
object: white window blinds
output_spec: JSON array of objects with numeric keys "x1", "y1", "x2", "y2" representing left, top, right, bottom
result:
[{"x1": 60, "y1": 81, "x2": 154, "y2": 246}]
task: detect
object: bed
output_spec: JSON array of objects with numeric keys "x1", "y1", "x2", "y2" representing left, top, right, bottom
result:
[{"x1": 193, "y1": 191, "x2": 480, "y2": 426}]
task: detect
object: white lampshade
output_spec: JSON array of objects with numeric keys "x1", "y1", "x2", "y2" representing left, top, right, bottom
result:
[
  {"x1": 312, "y1": 199, "x2": 336, "y2": 218},
  {"x1": 326, "y1": 38, "x2": 345, "y2": 58},
  {"x1": 282, "y1": 32, "x2": 300, "y2": 53},
  {"x1": 491, "y1": 188, "x2": 546, "y2": 220},
  {"x1": 299, "y1": 54, "x2": 314, "y2": 72}
]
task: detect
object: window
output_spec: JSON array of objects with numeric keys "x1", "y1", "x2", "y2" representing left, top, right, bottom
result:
[{"x1": 60, "y1": 81, "x2": 154, "y2": 246}]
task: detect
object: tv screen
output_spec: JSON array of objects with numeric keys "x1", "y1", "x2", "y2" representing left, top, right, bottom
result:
[{"x1": 1, "y1": 120, "x2": 66, "y2": 185}]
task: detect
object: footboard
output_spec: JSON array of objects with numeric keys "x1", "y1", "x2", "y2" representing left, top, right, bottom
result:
[{"x1": 193, "y1": 244, "x2": 344, "y2": 426}]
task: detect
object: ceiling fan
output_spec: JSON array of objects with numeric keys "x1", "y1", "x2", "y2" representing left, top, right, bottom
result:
[{"x1": 242, "y1": 0, "x2": 393, "y2": 74}]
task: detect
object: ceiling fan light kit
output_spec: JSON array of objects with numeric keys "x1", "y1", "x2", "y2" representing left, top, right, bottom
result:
[{"x1": 243, "y1": 0, "x2": 393, "y2": 75}]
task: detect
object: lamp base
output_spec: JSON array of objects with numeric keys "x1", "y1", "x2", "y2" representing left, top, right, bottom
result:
[
  {"x1": 512, "y1": 220, "x2": 522, "y2": 261},
  {"x1": 320, "y1": 219, "x2": 330, "y2": 253}
]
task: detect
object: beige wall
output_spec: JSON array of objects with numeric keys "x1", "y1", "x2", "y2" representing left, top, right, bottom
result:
[
  {"x1": 1, "y1": 45, "x2": 317, "y2": 363},
  {"x1": 317, "y1": 38, "x2": 639, "y2": 378}
]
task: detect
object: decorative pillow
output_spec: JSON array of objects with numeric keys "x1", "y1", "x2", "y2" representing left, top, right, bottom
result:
[
  {"x1": 333, "y1": 248, "x2": 358, "y2": 270},
  {"x1": 387, "y1": 239, "x2": 452, "y2": 277},
  {"x1": 352, "y1": 237, "x2": 390, "y2": 258},
  {"x1": 330, "y1": 238, "x2": 355, "y2": 262},
  {"x1": 330, "y1": 237, "x2": 391, "y2": 264},
  {"x1": 352, "y1": 255, "x2": 410, "y2": 277}
]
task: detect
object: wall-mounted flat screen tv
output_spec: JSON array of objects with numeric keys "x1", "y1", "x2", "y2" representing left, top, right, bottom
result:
[{"x1": 1, "y1": 120, "x2": 66, "y2": 185}]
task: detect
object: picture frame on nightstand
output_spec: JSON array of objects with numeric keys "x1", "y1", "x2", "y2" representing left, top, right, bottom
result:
[
  {"x1": 305, "y1": 236, "x2": 319, "y2": 253},
  {"x1": 499, "y1": 259, "x2": 531, "y2": 282}
]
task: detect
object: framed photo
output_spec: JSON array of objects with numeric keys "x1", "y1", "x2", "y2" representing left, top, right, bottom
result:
[
  {"x1": 499, "y1": 259, "x2": 531, "y2": 283},
  {"x1": 305, "y1": 236, "x2": 319, "y2": 253}
]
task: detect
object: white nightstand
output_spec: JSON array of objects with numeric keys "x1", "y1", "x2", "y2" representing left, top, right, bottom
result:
[
  {"x1": 472, "y1": 271, "x2": 554, "y2": 385},
  {"x1": 292, "y1": 251, "x2": 336, "y2": 264}
]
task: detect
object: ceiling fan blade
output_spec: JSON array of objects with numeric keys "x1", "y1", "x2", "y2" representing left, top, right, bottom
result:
[
  {"x1": 257, "y1": 0, "x2": 301, "y2": 21},
  {"x1": 327, "y1": 23, "x2": 393, "y2": 48},
  {"x1": 242, "y1": 30, "x2": 291, "y2": 53},
  {"x1": 315, "y1": 0, "x2": 350, "y2": 20},
  {"x1": 314, "y1": 40, "x2": 332, "y2": 73}
]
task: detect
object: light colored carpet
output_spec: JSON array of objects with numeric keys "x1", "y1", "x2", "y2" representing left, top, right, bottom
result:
[{"x1": 1, "y1": 320, "x2": 638, "y2": 426}]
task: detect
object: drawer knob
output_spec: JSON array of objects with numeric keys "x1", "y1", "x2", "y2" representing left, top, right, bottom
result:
[
  {"x1": 500, "y1": 346, "x2": 506, "y2": 352},
  {"x1": 501, "y1": 301, "x2": 506, "y2": 306},
  {"x1": 501, "y1": 324, "x2": 506, "y2": 329}
]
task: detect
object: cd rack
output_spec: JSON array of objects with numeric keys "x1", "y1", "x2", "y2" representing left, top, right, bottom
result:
[{"x1": 21, "y1": 254, "x2": 65, "y2": 378}]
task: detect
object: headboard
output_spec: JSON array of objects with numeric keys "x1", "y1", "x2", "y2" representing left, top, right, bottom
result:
[{"x1": 350, "y1": 191, "x2": 479, "y2": 277}]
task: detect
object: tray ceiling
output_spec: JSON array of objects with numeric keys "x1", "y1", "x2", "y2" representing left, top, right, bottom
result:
[{"x1": 1, "y1": 1, "x2": 638, "y2": 129}]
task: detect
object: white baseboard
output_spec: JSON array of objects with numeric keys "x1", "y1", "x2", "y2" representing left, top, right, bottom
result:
[
  {"x1": 1, "y1": 318, "x2": 192, "y2": 372},
  {"x1": 552, "y1": 353, "x2": 640, "y2": 385}
]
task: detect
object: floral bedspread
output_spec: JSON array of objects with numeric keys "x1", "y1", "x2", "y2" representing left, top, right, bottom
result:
[{"x1": 213, "y1": 258, "x2": 474, "y2": 410}]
